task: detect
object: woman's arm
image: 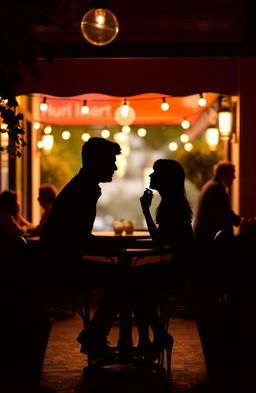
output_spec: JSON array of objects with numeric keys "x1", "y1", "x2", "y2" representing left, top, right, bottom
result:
[{"x1": 140, "y1": 189, "x2": 162, "y2": 244}]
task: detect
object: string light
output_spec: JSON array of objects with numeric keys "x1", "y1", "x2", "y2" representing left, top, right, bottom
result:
[
  {"x1": 121, "y1": 99, "x2": 129, "y2": 117},
  {"x1": 184, "y1": 142, "x2": 193, "y2": 152},
  {"x1": 81, "y1": 132, "x2": 90, "y2": 142},
  {"x1": 40, "y1": 97, "x2": 48, "y2": 112},
  {"x1": 62, "y1": 131, "x2": 71, "y2": 140},
  {"x1": 33, "y1": 122, "x2": 41, "y2": 130},
  {"x1": 114, "y1": 132, "x2": 126, "y2": 142},
  {"x1": 42, "y1": 134, "x2": 54, "y2": 151},
  {"x1": 81, "y1": 100, "x2": 89, "y2": 114},
  {"x1": 37, "y1": 140, "x2": 44, "y2": 149},
  {"x1": 101, "y1": 129, "x2": 110, "y2": 138},
  {"x1": 137, "y1": 128, "x2": 147, "y2": 137},
  {"x1": 180, "y1": 133, "x2": 189, "y2": 143},
  {"x1": 44, "y1": 126, "x2": 52, "y2": 134},
  {"x1": 161, "y1": 97, "x2": 169, "y2": 111},
  {"x1": 181, "y1": 119, "x2": 190, "y2": 129},
  {"x1": 122, "y1": 125, "x2": 131, "y2": 134},
  {"x1": 198, "y1": 93, "x2": 206, "y2": 107},
  {"x1": 168, "y1": 142, "x2": 178, "y2": 151},
  {"x1": 114, "y1": 100, "x2": 136, "y2": 126}
]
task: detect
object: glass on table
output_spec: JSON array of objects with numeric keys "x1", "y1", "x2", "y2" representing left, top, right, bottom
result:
[
  {"x1": 123, "y1": 220, "x2": 135, "y2": 235},
  {"x1": 112, "y1": 220, "x2": 124, "y2": 235}
]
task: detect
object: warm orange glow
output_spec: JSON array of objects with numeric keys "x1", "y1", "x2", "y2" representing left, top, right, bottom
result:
[{"x1": 36, "y1": 92, "x2": 218, "y2": 126}]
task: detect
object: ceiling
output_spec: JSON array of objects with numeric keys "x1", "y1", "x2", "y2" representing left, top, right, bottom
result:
[
  {"x1": 29, "y1": 0, "x2": 252, "y2": 57},
  {"x1": 1, "y1": 0, "x2": 252, "y2": 98}
]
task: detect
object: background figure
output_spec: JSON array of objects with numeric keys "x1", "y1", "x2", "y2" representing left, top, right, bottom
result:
[
  {"x1": 40, "y1": 137, "x2": 122, "y2": 360},
  {"x1": 193, "y1": 160, "x2": 240, "y2": 243},
  {"x1": 133, "y1": 159, "x2": 194, "y2": 361},
  {"x1": 0, "y1": 190, "x2": 28, "y2": 236},
  {"x1": 29, "y1": 183, "x2": 58, "y2": 235}
]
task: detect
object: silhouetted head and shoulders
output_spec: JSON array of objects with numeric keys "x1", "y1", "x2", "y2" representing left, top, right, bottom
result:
[
  {"x1": 148, "y1": 159, "x2": 193, "y2": 251},
  {"x1": 149, "y1": 159, "x2": 192, "y2": 220},
  {"x1": 193, "y1": 160, "x2": 239, "y2": 243},
  {"x1": 40, "y1": 137, "x2": 121, "y2": 254},
  {"x1": 207, "y1": 160, "x2": 236, "y2": 190}
]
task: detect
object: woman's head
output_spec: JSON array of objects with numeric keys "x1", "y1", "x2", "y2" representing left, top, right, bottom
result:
[
  {"x1": 149, "y1": 159, "x2": 185, "y2": 195},
  {"x1": 38, "y1": 183, "x2": 58, "y2": 207},
  {"x1": 0, "y1": 190, "x2": 17, "y2": 216}
]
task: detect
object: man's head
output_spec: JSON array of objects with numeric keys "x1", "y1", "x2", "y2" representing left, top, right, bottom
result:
[
  {"x1": 82, "y1": 137, "x2": 121, "y2": 182},
  {"x1": 213, "y1": 160, "x2": 236, "y2": 187}
]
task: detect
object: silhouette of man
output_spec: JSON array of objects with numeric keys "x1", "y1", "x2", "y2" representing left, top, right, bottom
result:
[
  {"x1": 193, "y1": 160, "x2": 241, "y2": 243},
  {"x1": 40, "y1": 138, "x2": 122, "y2": 359},
  {"x1": 41, "y1": 137, "x2": 121, "y2": 257}
]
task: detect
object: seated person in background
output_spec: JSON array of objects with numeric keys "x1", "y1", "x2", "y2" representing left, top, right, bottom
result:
[
  {"x1": 28, "y1": 183, "x2": 58, "y2": 235},
  {"x1": 193, "y1": 160, "x2": 241, "y2": 243},
  {"x1": 133, "y1": 159, "x2": 194, "y2": 361},
  {"x1": 0, "y1": 190, "x2": 28, "y2": 236}
]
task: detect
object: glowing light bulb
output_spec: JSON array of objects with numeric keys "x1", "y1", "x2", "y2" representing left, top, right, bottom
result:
[
  {"x1": 115, "y1": 101, "x2": 136, "y2": 126},
  {"x1": 122, "y1": 125, "x2": 131, "y2": 134},
  {"x1": 101, "y1": 129, "x2": 110, "y2": 138},
  {"x1": 168, "y1": 142, "x2": 178, "y2": 151},
  {"x1": 114, "y1": 132, "x2": 126, "y2": 142},
  {"x1": 62, "y1": 131, "x2": 71, "y2": 140},
  {"x1": 180, "y1": 133, "x2": 189, "y2": 143},
  {"x1": 34, "y1": 122, "x2": 41, "y2": 130},
  {"x1": 81, "y1": 132, "x2": 90, "y2": 142},
  {"x1": 198, "y1": 94, "x2": 206, "y2": 107},
  {"x1": 44, "y1": 126, "x2": 52, "y2": 134},
  {"x1": 42, "y1": 135, "x2": 54, "y2": 151},
  {"x1": 81, "y1": 8, "x2": 119, "y2": 46},
  {"x1": 81, "y1": 100, "x2": 89, "y2": 114},
  {"x1": 137, "y1": 128, "x2": 147, "y2": 137},
  {"x1": 40, "y1": 98, "x2": 48, "y2": 112},
  {"x1": 95, "y1": 9, "x2": 105, "y2": 24},
  {"x1": 121, "y1": 102, "x2": 129, "y2": 117},
  {"x1": 37, "y1": 140, "x2": 44, "y2": 149},
  {"x1": 184, "y1": 142, "x2": 193, "y2": 152},
  {"x1": 181, "y1": 119, "x2": 190, "y2": 129},
  {"x1": 161, "y1": 98, "x2": 169, "y2": 111}
]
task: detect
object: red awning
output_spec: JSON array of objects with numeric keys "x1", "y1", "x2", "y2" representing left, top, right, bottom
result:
[{"x1": 35, "y1": 92, "x2": 218, "y2": 125}]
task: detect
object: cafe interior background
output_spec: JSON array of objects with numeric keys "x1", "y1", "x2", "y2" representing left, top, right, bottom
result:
[
  {"x1": 1, "y1": 0, "x2": 256, "y2": 232},
  {"x1": 0, "y1": 91, "x2": 236, "y2": 230}
]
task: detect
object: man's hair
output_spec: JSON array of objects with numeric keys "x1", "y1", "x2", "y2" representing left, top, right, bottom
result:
[
  {"x1": 213, "y1": 160, "x2": 235, "y2": 177},
  {"x1": 82, "y1": 137, "x2": 121, "y2": 167},
  {"x1": 39, "y1": 183, "x2": 58, "y2": 203}
]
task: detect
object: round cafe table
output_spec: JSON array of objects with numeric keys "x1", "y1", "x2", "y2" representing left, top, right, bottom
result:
[{"x1": 82, "y1": 238, "x2": 173, "y2": 372}]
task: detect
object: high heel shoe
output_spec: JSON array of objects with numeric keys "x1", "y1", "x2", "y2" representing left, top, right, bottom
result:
[{"x1": 151, "y1": 332, "x2": 174, "y2": 374}]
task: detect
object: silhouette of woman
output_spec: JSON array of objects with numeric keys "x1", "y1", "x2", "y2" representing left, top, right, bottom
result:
[{"x1": 133, "y1": 159, "x2": 194, "y2": 360}]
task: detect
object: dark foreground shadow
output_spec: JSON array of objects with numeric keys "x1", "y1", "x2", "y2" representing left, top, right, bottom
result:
[{"x1": 74, "y1": 366, "x2": 176, "y2": 393}]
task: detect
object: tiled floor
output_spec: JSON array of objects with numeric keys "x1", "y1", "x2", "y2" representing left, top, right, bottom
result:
[{"x1": 40, "y1": 308, "x2": 207, "y2": 393}]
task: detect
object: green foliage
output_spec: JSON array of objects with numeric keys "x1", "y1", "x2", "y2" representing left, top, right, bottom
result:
[
  {"x1": 40, "y1": 143, "x2": 75, "y2": 191},
  {"x1": 175, "y1": 143, "x2": 223, "y2": 190},
  {"x1": 140, "y1": 124, "x2": 181, "y2": 150},
  {"x1": 0, "y1": 97, "x2": 26, "y2": 157}
]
